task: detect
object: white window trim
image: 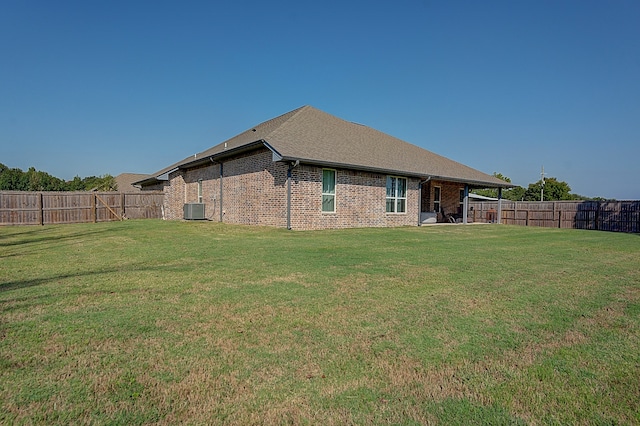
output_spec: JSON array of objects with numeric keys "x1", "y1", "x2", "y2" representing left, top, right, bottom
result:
[
  {"x1": 322, "y1": 169, "x2": 336, "y2": 213},
  {"x1": 197, "y1": 179, "x2": 203, "y2": 203},
  {"x1": 386, "y1": 176, "x2": 407, "y2": 214},
  {"x1": 433, "y1": 185, "x2": 441, "y2": 213}
]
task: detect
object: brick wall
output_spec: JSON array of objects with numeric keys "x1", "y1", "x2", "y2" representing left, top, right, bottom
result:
[
  {"x1": 163, "y1": 147, "x2": 437, "y2": 230},
  {"x1": 222, "y1": 149, "x2": 288, "y2": 227},
  {"x1": 164, "y1": 172, "x2": 184, "y2": 220},
  {"x1": 163, "y1": 148, "x2": 286, "y2": 225},
  {"x1": 289, "y1": 166, "x2": 419, "y2": 230},
  {"x1": 423, "y1": 180, "x2": 465, "y2": 220},
  {"x1": 164, "y1": 164, "x2": 219, "y2": 220}
]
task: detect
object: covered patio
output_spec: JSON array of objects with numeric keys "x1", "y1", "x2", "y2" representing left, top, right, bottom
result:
[{"x1": 418, "y1": 179, "x2": 508, "y2": 225}]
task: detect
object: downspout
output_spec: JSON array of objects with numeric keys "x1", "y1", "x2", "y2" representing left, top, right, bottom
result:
[
  {"x1": 207, "y1": 157, "x2": 218, "y2": 221},
  {"x1": 463, "y1": 184, "x2": 469, "y2": 224},
  {"x1": 219, "y1": 162, "x2": 224, "y2": 223},
  {"x1": 287, "y1": 160, "x2": 300, "y2": 230},
  {"x1": 418, "y1": 176, "x2": 432, "y2": 226}
]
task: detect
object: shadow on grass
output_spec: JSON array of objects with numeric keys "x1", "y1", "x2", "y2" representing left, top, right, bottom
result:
[
  {"x1": 0, "y1": 226, "x2": 116, "y2": 250},
  {"x1": 0, "y1": 262, "x2": 162, "y2": 295},
  {"x1": 0, "y1": 226, "x2": 49, "y2": 241}
]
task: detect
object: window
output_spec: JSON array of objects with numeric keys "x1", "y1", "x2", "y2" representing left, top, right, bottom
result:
[
  {"x1": 322, "y1": 169, "x2": 336, "y2": 212},
  {"x1": 197, "y1": 179, "x2": 203, "y2": 203},
  {"x1": 459, "y1": 188, "x2": 465, "y2": 211},
  {"x1": 433, "y1": 186, "x2": 441, "y2": 213},
  {"x1": 386, "y1": 176, "x2": 407, "y2": 213}
]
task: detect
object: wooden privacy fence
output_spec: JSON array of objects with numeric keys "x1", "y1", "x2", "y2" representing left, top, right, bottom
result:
[
  {"x1": 0, "y1": 191, "x2": 164, "y2": 226},
  {"x1": 469, "y1": 200, "x2": 640, "y2": 233}
]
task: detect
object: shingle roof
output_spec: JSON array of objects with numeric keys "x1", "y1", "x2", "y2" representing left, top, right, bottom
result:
[
  {"x1": 139, "y1": 106, "x2": 511, "y2": 188},
  {"x1": 115, "y1": 173, "x2": 150, "y2": 191}
]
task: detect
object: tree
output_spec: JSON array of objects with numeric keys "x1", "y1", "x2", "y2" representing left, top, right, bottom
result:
[
  {"x1": 523, "y1": 177, "x2": 573, "y2": 201},
  {"x1": 67, "y1": 176, "x2": 85, "y2": 191},
  {"x1": 0, "y1": 164, "x2": 116, "y2": 192},
  {"x1": 25, "y1": 167, "x2": 67, "y2": 191},
  {"x1": 471, "y1": 172, "x2": 595, "y2": 201},
  {"x1": 472, "y1": 173, "x2": 510, "y2": 198},
  {"x1": 505, "y1": 186, "x2": 526, "y2": 201},
  {"x1": 80, "y1": 175, "x2": 117, "y2": 191},
  {"x1": 0, "y1": 164, "x2": 29, "y2": 190},
  {"x1": 472, "y1": 172, "x2": 526, "y2": 201}
]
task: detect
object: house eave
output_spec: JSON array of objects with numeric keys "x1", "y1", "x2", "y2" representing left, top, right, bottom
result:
[
  {"x1": 146, "y1": 140, "x2": 513, "y2": 190},
  {"x1": 428, "y1": 176, "x2": 515, "y2": 189},
  {"x1": 277, "y1": 156, "x2": 513, "y2": 189},
  {"x1": 175, "y1": 140, "x2": 267, "y2": 170},
  {"x1": 133, "y1": 174, "x2": 170, "y2": 186}
]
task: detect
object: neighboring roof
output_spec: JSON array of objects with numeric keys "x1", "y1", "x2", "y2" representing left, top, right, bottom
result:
[
  {"x1": 469, "y1": 193, "x2": 499, "y2": 201},
  {"x1": 115, "y1": 173, "x2": 150, "y2": 191},
  {"x1": 137, "y1": 106, "x2": 512, "y2": 188}
]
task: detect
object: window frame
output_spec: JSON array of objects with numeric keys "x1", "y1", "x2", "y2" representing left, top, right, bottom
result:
[
  {"x1": 433, "y1": 186, "x2": 441, "y2": 213},
  {"x1": 386, "y1": 176, "x2": 407, "y2": 214},
  {"x1": 321, "y1": 169, "x2": 336, "y2": 213}
]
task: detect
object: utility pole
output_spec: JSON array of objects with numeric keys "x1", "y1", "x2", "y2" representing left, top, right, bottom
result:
[{"x1": 540, "y1": 166, "x2": 545, "y2": 202}]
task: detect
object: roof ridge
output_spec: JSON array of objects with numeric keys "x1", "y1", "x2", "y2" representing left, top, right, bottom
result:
[
  {"x1": 179, "y1": 106, "x2": 305, "y2": 161},
  {"x1": 220, "y1": 105, "x2": 310, "y2": 144},
  {"x1": 255, "y1": 105, "x2": 310, "y2": 140}
]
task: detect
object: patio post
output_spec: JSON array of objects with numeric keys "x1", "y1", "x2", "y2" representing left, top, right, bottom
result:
[
  {"x1": 463, "y1": 184, "x2": 469, "y2": 224},
  {"x1": 497, "y1": 187, "x2": 503, "y2": 224}
]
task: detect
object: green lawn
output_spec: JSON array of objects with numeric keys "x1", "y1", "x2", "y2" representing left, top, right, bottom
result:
[{"x1": 1, "y1": 220, "x2": 638, "y2": 425}]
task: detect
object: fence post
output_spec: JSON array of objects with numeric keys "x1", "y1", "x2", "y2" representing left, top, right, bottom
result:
[
  {"x1": 121, "y1": 193, "x2": 126, "y2": 219},
  {"x1": 92, "y1": 194, "x2": 97, "y2": 223},
  {"x1": 468, "y1": 200, "x2": 638, "y2": 233},
  {"x1": 37, "y1": 192, "x2": 44, "y2": 226}
]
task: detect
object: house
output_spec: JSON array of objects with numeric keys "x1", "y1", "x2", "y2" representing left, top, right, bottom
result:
[
  {"x1": 135, "y1": 106, "x2": 511, "y2": 230},
  {"x1": 115, "y1": 173, "x2": 152, "y2": 192}
]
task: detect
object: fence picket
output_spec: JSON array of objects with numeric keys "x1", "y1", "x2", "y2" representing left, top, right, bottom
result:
[
  {"x1": 469, "y1": 200, "x2": 639, "y2": 233},
  {"x1": 0, "y1": 191, "x2": 163, "y2": 225}
]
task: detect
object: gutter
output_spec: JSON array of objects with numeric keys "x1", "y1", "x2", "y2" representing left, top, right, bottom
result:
[
  {"x1": 276, "y1": 156, "x2": 513, "y2": 189},
  {"x1": 179, "y1": 141, "x2": 265, "y2": 170}
]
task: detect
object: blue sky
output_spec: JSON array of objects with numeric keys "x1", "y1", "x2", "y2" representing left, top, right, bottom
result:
[{"x1": 1, "y1": 0, "x2": 638, "y2": 199}]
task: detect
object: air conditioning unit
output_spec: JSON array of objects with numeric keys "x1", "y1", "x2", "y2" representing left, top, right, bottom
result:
[{"x1": 183, "y1": 203, "x2": 205, "y2": 220}]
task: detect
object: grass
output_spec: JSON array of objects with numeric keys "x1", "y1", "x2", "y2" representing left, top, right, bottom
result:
[{"x1": 1, "y1": 220, "x2": 639, "y2": 425}]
